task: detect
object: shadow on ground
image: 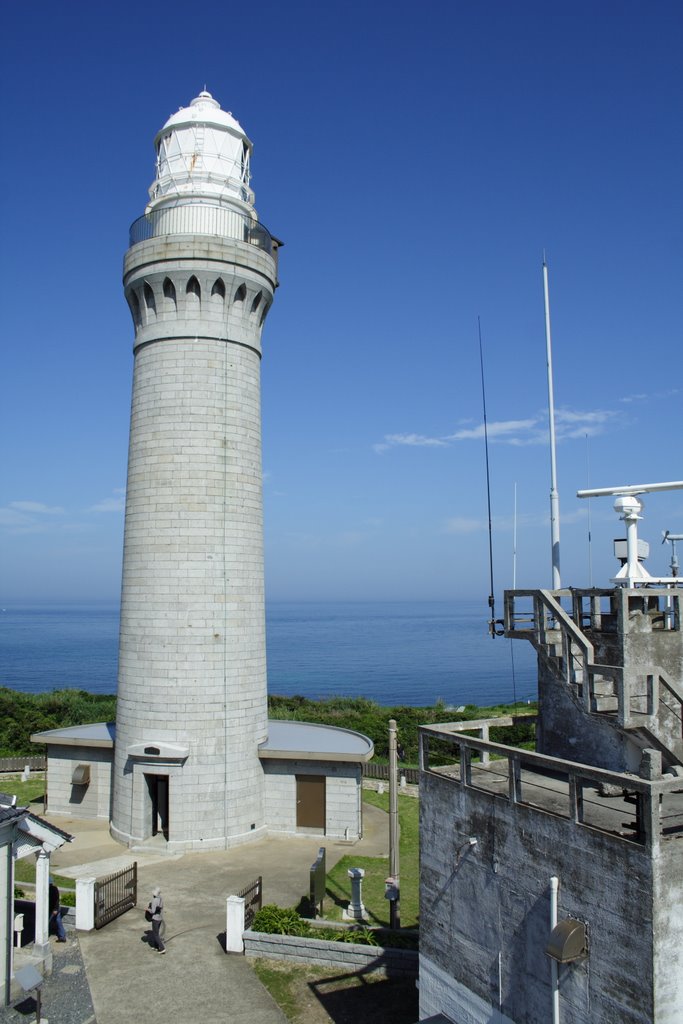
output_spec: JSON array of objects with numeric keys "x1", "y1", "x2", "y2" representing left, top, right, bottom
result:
[{"x1": 309, "y1": 967, "x2": 418, "y2": 1024}]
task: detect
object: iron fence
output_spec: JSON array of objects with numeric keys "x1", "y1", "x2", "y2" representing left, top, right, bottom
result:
[
  {"x1": 0, "y1": 756, "x2": 46, "y2": 773},
  {"x1": 94, "y1": 862, "x2": 137, "y2": 929},
  {"x1": 363, "y1": 762, "x2": 420, "y2": 785},
  {"x1": 236, "y1": 875, "x2": 262, "y2": 929}
]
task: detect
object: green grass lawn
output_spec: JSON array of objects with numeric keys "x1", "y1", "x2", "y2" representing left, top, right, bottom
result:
[
  {"x1": 1, "y1": 773, "x2": 47, "y2": 808},
  {"x1": 323, "y1": 790, "x2": 419, "y2": 929}
]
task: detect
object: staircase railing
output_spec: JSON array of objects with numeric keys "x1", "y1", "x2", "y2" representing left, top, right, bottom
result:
[{"x1": 505, "y1": 589, "x2": 683, "y2": 760}]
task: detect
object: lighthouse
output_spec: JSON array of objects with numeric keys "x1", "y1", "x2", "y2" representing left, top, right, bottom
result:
[{"x1": 110, "y1": 91, "x2": 279, "y2": 851}]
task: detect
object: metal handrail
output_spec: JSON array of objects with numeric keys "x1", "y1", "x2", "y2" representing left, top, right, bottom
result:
[{"x1": 129, "y1": 206, "x2": 274, "y2": 255}]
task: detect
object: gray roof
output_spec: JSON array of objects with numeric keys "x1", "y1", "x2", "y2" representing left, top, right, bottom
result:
[
  {"x1": 30, "y1": 718, "x2": 374, "y2": 763},
  {"x1": 259, "y1": 720, "x2": 374, "y2": 762},
  {"x1": 31, "y1": 722, "x2": 115, "y2": 748},
  {"x1": 0, "y1": 805, "x2": 25, "y2": 826}
]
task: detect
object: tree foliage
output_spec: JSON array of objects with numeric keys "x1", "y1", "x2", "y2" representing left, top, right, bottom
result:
[
  {"x1": 267, "y1": 694, "x2": 536, "y2": 763},
  {"x1": 0, "y1": 688, "x2": 116, "y2": 756},
  {"x1": 0, "y1": 687, "x2": 535, "y2": 763}
]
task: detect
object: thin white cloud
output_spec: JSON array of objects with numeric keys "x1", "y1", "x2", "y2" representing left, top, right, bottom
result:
[
  {"x1": 619, "y1": 388, "x2": 680, "y2": 404},
  {"x1": 9, "y1": 501, "x2": 65, "y2": 515},
  {"x1": 448, "y1": 419, "x2": 537, "y2": 442},
  {"x1": 87, "y1": 489, "x2": 125, "y2": 513},
  {"x1": 443, "y1": 516, "x2": 486, "y2": 534},
  {"x1": 374, "y1": 407, "x2": 616, "y2": 453}
]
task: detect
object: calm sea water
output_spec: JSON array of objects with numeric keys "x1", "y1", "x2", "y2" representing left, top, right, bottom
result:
[{"x1": 0, "y1": 601, "x2": 537, "y2": 707}]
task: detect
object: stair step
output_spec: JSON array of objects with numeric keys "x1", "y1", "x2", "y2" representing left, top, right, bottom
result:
[
  {"x1": 592, "y1": 696, "x2": 619, "y2": 712},
  {"x1": 592, "y1": 679, "x2": 616, "y2": 696}
]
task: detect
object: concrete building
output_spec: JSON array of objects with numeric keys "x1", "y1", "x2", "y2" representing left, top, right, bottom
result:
[
  {"x1": 418, "y1": 571, "x2": 683, "y2": 1020},
  {"x1": 32, "y1": 91, "x2": 372, "y2": 849}
]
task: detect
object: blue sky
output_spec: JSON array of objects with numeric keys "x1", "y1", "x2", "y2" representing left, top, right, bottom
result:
[{"x1": 1, "y1": 0, "x2": 681, "y2": 603}]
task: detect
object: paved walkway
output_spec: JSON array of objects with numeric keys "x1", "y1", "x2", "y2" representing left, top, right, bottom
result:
[{"x1": 13, "y1": 802, "x2": 390, "y2": 1024}]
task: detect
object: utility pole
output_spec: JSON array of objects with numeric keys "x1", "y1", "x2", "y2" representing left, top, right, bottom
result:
[{"x1": 388, "y1": 719, "x2": 400, "y2": 929}]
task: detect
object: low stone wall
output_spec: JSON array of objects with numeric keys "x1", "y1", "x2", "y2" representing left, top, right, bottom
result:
[{"x1": 243, "y1": 929, "x2": 418, "y2": 977}]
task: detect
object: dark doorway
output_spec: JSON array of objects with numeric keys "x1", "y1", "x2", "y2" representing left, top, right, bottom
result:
[
  {"x1": 296, "y1": 774, "x2": 326, "y2": 830},
  {"x1": 145, "y1": 774, "x2": 169, "y2": 839}
]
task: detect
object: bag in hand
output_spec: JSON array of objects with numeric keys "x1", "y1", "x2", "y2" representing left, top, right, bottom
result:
[{"x1": 145, "y1": 906, "x2": 153, "y2": 922}]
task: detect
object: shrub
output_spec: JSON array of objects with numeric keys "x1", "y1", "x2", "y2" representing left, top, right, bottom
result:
[
  {"x1": 252, "y1": 905, "x2": 311, "y2": 937},
  {"x1": 339, "y1": 926, "x2": 378, "y2": 946}
]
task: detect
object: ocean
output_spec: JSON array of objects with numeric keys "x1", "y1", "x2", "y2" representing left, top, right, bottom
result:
[{"x1": 0, "y1": 600, "x2": 537, "y2": 708}]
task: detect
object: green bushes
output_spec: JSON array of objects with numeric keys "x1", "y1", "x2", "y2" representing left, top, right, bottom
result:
[
  {"x1": 252, "y1": 905, "x2": 312, "y2": 936},
  {"x1": 0, "y1": 688, "x2": 116, "y2": 756},
  {"x1": 251, "y1": 905, "x2": 407, "y2": 948},
  {"x1": 0, "y1": 686, "x2": 536, "y2": 762}
]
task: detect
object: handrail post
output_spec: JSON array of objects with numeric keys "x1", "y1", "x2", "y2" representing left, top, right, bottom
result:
[
  {"x1": 508, "y1": 756, "x2": 521, "y2": 804},
  {"x1": 462, "y1": 745, "x2": 472, "y2": 787},
  {"x1": 568, "y1": 775, "x2": 583, "y2": 824},
  {"x1": 481, "y1": 725, "x2": 490, "y2": 764}
]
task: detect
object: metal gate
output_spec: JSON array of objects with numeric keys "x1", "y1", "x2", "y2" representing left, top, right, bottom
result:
[
  {"x1": 236, "y1": 875, "x2": 262, "y2": 929},
  {"x1": 94, "y1": 862, "x2": 137, "y2": 929}
]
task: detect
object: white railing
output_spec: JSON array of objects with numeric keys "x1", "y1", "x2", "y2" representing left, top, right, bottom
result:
[{"x1": 129, "y1": 205, "x2": 274, "y2": 255}]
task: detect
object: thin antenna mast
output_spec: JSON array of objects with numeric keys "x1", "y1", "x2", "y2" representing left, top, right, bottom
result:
[
  {"x1": 512, "y1": 481, "x2": 518, "y2": 589},
  {"x1": 510, "y1": 482, "x2": 518, "y2": 702},
  {"x1": 585, "y1": 434, "x2": 593, "y2": 587},
  {"x1": 478, "y1": 317, "x2": 497, "y2": 637},
  {"x1": 543, "y1": 256, "x2": 561, "y2": 589}
]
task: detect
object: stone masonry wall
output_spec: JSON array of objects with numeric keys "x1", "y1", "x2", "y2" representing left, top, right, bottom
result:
[
  {"x1": 111, "y1": 232, "x2": 277, "y2": 850},
  {"x1": 262, "y1": 760, "x2": 362, "y2": 839},
  {"x1": 243, "y1": 929, "x2": 418, "y2": 977},
  {"x1": 45, "y1": 745, "x2": 113, "y2": 819}
]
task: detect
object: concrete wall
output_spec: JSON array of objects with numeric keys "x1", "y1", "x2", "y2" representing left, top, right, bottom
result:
[
  {"x1": 419, "y1": 770, "x2": 658, "y2": 1024},
  {"x1": 45, "y1": 746, "x2": 112, "y2": 819},
  {"x1": 536, "y1": 656, "x2": 641, "y2": 773},
  {"x1": 243, "y1": 929, "x2": 418, "y2": 976},
  {"x1": 652, "y1": 840, "x2": 683, "y2": 1019},
  {"x1": 262, "y1": 760, "x2": 362, "y2": 839}
]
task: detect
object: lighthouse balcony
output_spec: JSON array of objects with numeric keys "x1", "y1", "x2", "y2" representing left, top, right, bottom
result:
[{"x1": 129, "y1": 205, "x2": 276, "y2": 257}]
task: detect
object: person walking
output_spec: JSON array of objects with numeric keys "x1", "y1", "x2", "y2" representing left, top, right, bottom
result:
[
  {"x1": 49, "y1": 878, "x2": 67, "y2": 942},
  {"x1": 148, "y1": 886, "x2": 166, "y2": 953}
]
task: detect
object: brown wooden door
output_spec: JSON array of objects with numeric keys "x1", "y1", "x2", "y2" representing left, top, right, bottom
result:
[{"x1": 296, "y1": 774, "x2": 326, "y2": 829}]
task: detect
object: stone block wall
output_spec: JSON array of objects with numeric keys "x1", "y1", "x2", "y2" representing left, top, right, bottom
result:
[
  {"x1": 45, "y1": 746, "x2": 113, "y2": 819},
  {"x1": 112, "y1": 231, "x2": 277, "y2": 850},
  {"x1": 243, "y1": 929, "x2": 418, "y2": 977},
  {"x1": 262, "y1": 760, "x2": 362, "y2": 839}
]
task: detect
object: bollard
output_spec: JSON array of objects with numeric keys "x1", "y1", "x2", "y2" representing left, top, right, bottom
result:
[{"x1": 344, "y1": 867, "x2": 367, "y2": 921}]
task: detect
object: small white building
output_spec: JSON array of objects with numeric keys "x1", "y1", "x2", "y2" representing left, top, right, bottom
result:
[
  {"x1": 1, "y1": 804, "x2": 72, "y2": 1006},
  {"x1": 32, "y1": 719, "x2": 373, "y2": 850}
]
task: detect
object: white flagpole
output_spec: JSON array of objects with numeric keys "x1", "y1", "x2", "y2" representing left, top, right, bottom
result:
[{"x1": 543, "y1": 256, "x2": 561, "y2": 590}]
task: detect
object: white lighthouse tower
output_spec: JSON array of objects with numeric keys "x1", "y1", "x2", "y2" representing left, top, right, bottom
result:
[{"x1": 110, "y1": 91, "x2": 279, "y2": 851}]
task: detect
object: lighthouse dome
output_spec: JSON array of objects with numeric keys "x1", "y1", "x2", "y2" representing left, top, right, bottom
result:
[{"x1": 147, "y1": 90, "x2": 255, "y2": 212}]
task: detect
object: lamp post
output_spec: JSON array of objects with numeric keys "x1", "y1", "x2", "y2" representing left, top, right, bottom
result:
[{"x1": 388, "y1": 719, "x2": 400, "y2": 929}]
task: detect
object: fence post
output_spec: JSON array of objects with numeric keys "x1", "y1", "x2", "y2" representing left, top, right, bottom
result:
[
  {"x1": 226, "y1": 895, "x2": 246, "y2": 953},
  {"x1": 76, "y1": 877, "x2": 97, "y2": 931}
]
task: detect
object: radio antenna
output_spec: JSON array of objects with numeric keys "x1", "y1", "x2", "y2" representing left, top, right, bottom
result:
[{"x1": 478, "y1": 317, "x2": 498, "y2": 637}]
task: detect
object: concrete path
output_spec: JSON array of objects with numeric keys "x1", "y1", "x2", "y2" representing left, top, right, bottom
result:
[{"x1": 31, "y1": 802, "x2": 390, "y2": 1024}]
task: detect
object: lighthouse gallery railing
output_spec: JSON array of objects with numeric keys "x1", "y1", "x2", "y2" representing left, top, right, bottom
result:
[{"x1": 129, "y1": 206, "x2": 274, "y2": 255}]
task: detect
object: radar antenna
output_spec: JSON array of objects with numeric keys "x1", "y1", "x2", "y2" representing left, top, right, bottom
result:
[{"x1": 576, "y1": 481, "x2": 683, "y2": 587}]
